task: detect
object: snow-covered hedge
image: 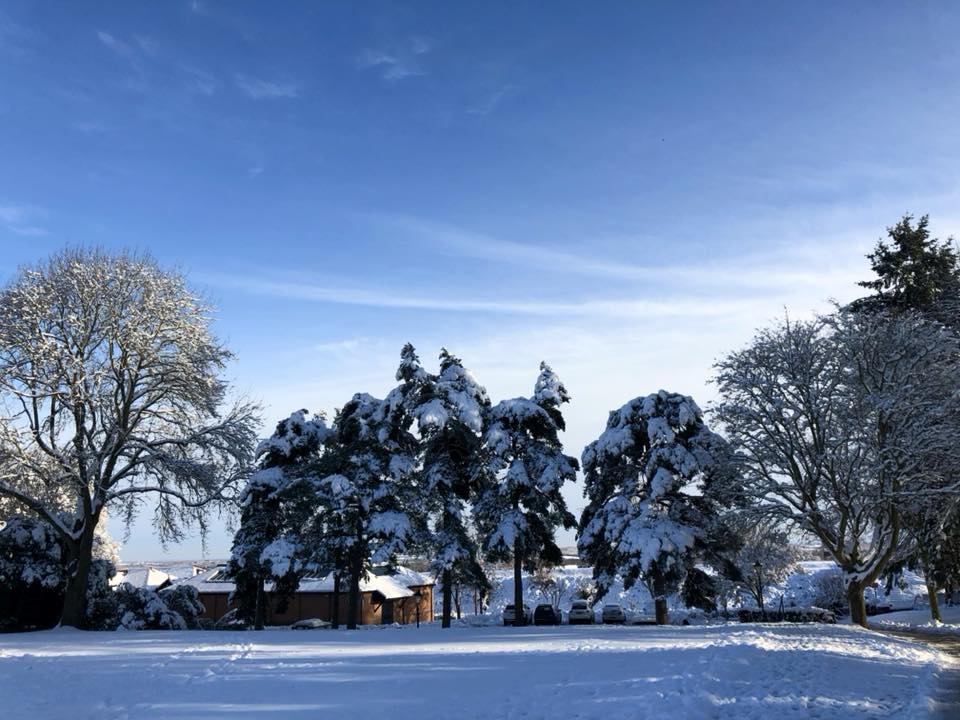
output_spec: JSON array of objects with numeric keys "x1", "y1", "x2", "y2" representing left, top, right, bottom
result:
[
  {"x1": 114, "y1": 584, "x2": 188, "y2": 630},
  {"x1": 737, "y1": 606, "x2": 836, "y2": 624},
  {"x1": 159, "y1": 585, "x2": 205, "y2": 629}
]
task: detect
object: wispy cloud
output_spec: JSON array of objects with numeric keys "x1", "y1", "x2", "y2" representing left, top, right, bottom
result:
[
  {"x1": 378, "y1": 215, "x2": 868, "y2": 294},
  {"x1": 468, "y1": 85, "x2": 516, "y2": 116},
  {"x1": 313, "y1": 338, "x2": 367, "y2": 355},
  {"x1": 199, "y1": 272, "x2": 768, "y2": 320},
  {"x1": 181, "y1": 65, "x2": 217, "y2": 95},
  {"x1": 358, "y1": 37, "x2": 431, "y2": 81},
  {"x1": 0, "y1": 11, "x2": 36, "y2": 56},
  {"x1": 234, "y1": 74, "x2": 298, "y2": 99},
  {"x1": 0, "y1": 205, "x2": 48, "y2": 237},
  {"x1": 96, "y1": 30, "x2": 136, "y2": 59}
]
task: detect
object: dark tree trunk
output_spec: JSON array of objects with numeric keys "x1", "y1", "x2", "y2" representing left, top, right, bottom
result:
[
  {"x1": 653, "y1": 574, "x2": 668, "y2": 625},
  {"x1": 847, "y1": 578, "x2": 867, "y2": 628},
  {"x1": 441, "y1": 568, "x2": 452, "y2": 629},
  {"x1": 332, "y1": 574, "x2": 341, "y2": 629},
  {"x1": 454, "y1": 586, "x2": 462, "y2": 620},
  {"x1": 926, "y1": 581, "x2": 942, "y2": 623},
  {"x1": 513, "y1": 541, "x2": 525, "y2": 627},
  {"x1": 60, "y1": 521, "x2": 97, "y2": 628},
  {"x1": 254, "y1": 573, "x2": 266, "y2": 630},
  {"x1": 347, "y1": 558, "x2": 361, "y2": 630}
]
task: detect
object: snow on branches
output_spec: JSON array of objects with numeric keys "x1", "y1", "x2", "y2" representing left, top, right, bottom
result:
[{"x1": 578, "y1": 390, "x2": 733, "y2": 622}]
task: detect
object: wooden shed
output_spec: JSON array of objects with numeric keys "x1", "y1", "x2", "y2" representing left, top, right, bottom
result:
[{"x1": 179, "y1": 566, "x2": 433, "y2": 626}]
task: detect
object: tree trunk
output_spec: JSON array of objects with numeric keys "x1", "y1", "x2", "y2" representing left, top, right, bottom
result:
[
  {"x1": 654, "y1": 597, "x2": 668, "y2": 625},
  {"x1": 254, "y1": 573, "x2": 265, "y2": 630},
  {"x1": 347, "y1": 571, "x2": 360, "y2": 630},
  {"x1": 653, "y1": 574, "x2": 668, "y2": 625},
  {"x1": 926, "y1": 581, "x2": 943, "y2": 623},
  {"x1": 847, "y1": 578, "x2": 867, "y2": 628},
  {"x1": 454, "y1": 587, "x2": 462, "y2": 620},
  {"x1": 441, "y1": 568, "x2": 452, "y2": 629},
  {"x1": 60, "y1": 522, "x2": 97, "y2": 628},
  {"x1": 513, "y1": 541, "x2": 525, "y2": 627},
  {"x1": 332, "y1": 574, "x2": 341, "y2": 629}
]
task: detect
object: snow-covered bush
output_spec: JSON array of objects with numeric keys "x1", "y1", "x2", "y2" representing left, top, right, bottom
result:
[
  {"x1": 83, "y1": 559, "x2": 120, "y2": 630},
  {"x1": 812, "y1": 569, "x2": 847, "y2": 614},
  {"x1": 159, "y1": 584, "x2": 205, "y2": 628},
  {"x1": 0, "y1": 516, "x2": 66, "y2": 630},
  {"x1": 0, "y1": 515, "x2": 65, "y2": 589},
  {"x1": 114, "y1": 583, "x2": 187, "y2": 630}
]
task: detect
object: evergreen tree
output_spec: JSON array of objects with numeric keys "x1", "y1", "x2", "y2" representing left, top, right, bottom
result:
[
  {"x1": 856, "y1": 213, "x2": 960, "y2": 321},
  {"x1": 476, "y1": 362, "x2": 578, "y2": 626},
  {"x1": 228, "y1": 410, "x2": 328, "y2": 628},
  {"x1": 410, "y1": 348, "x2": 491, "y2": 628},
  {"x1": 578, "y1": 391, "x2": 733, "y2": 624},
  {"x1": 320, "y1": 390, "x2": 421, "y2": 629}
]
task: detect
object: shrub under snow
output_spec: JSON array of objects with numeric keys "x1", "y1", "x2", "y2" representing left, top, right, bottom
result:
[{"x1": 113, "y1": 584, "x2": 187, "y2": 631}]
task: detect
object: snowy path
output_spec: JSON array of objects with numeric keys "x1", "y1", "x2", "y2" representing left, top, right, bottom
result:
[
  {"x1": 878, "y1": 629, "x2": 960, "y2": 719},
  {"x1": 0, "y1": 623, "x2": 952, "y2": 719}
]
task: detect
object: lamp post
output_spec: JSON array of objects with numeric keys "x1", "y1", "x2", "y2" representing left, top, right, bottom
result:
[
  {"x1": 753, "y1": 561, "x2": 765, "y2": 620},
  {"x1": 413, "y1": 590, "x2": 422, "y2": 628}
]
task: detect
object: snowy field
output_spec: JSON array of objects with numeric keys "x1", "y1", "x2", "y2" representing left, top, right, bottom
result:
[{"x1": 0, "y1": 624, "x2": 955, "y2": 720}]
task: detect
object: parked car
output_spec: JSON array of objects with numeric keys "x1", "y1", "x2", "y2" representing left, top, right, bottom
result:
[
  {"x1": 291, "y1": 618, "x2": 332, "y2": 630},
  {"x1": 601, "y1": 604, "x2": 626, "y2": 624},
  {"x1": 860, "y1": 585, "x2": 894, "y2": 615},
  {"x1": 214, "y1": 609, "x2": 247, "y2": 630},
  {"x1": 502, "y1": 604, "x2": 533, "y2": 625},
  {"x1": 568, "y1": 600, "x2": 595, "y2": 625},
  {"x1": 533, "y1": 604, "x2": 563, "y2": 625}
]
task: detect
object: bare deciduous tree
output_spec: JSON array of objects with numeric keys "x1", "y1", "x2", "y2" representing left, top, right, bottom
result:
[
  {"x1": 0, "y1": 249, "x2": 259, "y2": 626},
  {"x1": 713, "y1": 310, "x2": 960, "y2": 627}
]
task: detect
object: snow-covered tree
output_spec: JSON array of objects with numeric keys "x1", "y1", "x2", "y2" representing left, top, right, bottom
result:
[
  {"x1": 228, "y1": 410, "x2": 329, "y2": 628},
  {"x1": 476, "y1": 362, "x2": 578, "y2": 626},
  {"x1": 721, "y1": 513, "x2": 796, "y2": 613},
  {"x1": 0, "y1": 249, "x2": 260, "y2": 626},
  {"x1": 409, "y1": 347, "x2": 491, "y2": 628},
  {"x1": 578, "y1": 391, "x2": 734, "y2": 624},
  {"x1": 894, "y1": 497, "x2": 960, "y2": 622},
  {"x1": 852, "y1": 215, "x2": 960, "y2": 621},
  {"x1": 319, "y1": 391, "x2": 421, "y2": 629},
  {"x1": 713, "y1": 309, "x2": 960, "y2": 626}
]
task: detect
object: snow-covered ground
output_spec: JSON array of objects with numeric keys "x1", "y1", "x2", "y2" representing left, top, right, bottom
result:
[
  {"x1": 869, "y1": 605, "x2": 960, "y2": 634},
  {"x1": 0, "y1": 623, "x2": 953, "y2": 719}
]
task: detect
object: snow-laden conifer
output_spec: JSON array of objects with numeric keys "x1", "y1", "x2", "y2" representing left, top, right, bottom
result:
[
  {"x1": 476, "y1": 362, "x2": 577, "y2": 625},
  {"x1": 578, "y1": 390, "x2": 733, "y2": 624}
]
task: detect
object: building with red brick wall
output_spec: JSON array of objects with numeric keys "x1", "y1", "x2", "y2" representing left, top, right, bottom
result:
[{"x1": 178, "y1": 566, "x2": 434, "y2": 626}]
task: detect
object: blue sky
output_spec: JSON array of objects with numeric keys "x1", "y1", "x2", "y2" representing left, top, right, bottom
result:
[{"x1": 2, "y1": 2, "x2": 960, "y2": 559}]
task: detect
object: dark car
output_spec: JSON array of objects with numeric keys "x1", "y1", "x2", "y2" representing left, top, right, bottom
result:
[{"x1": 533, "y1": 604, "x2": 563, "y2": 625}]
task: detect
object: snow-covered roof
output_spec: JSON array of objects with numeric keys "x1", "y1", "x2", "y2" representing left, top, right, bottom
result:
[
  {"x1": 175, "y1": 566, "x2": 421, "y2": 600},
  {"x1": 110, "y1": 567, "x2": 173, "y2": 590},
  {"x1": 375, "y1": 564, "x2": 433, "y2": 588}
]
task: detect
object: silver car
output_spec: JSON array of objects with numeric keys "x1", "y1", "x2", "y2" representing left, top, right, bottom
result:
[
  {"x1": 568, "y1": 600, "x2": 595, "y2": 625},
  {"x1": 601, "y1": 604, "x2": 626, "y2": 624},
  {"x1": 502, "y1": 603, "x2": 533, "y2": 625}
]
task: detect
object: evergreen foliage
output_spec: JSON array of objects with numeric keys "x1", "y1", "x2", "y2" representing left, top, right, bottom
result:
[
  {"x1": 476, "y1": 362, "x2": 578, "y2": 625},
  {"x1": 578, "y1": 390, "x2": 734, "y2": 624}
]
